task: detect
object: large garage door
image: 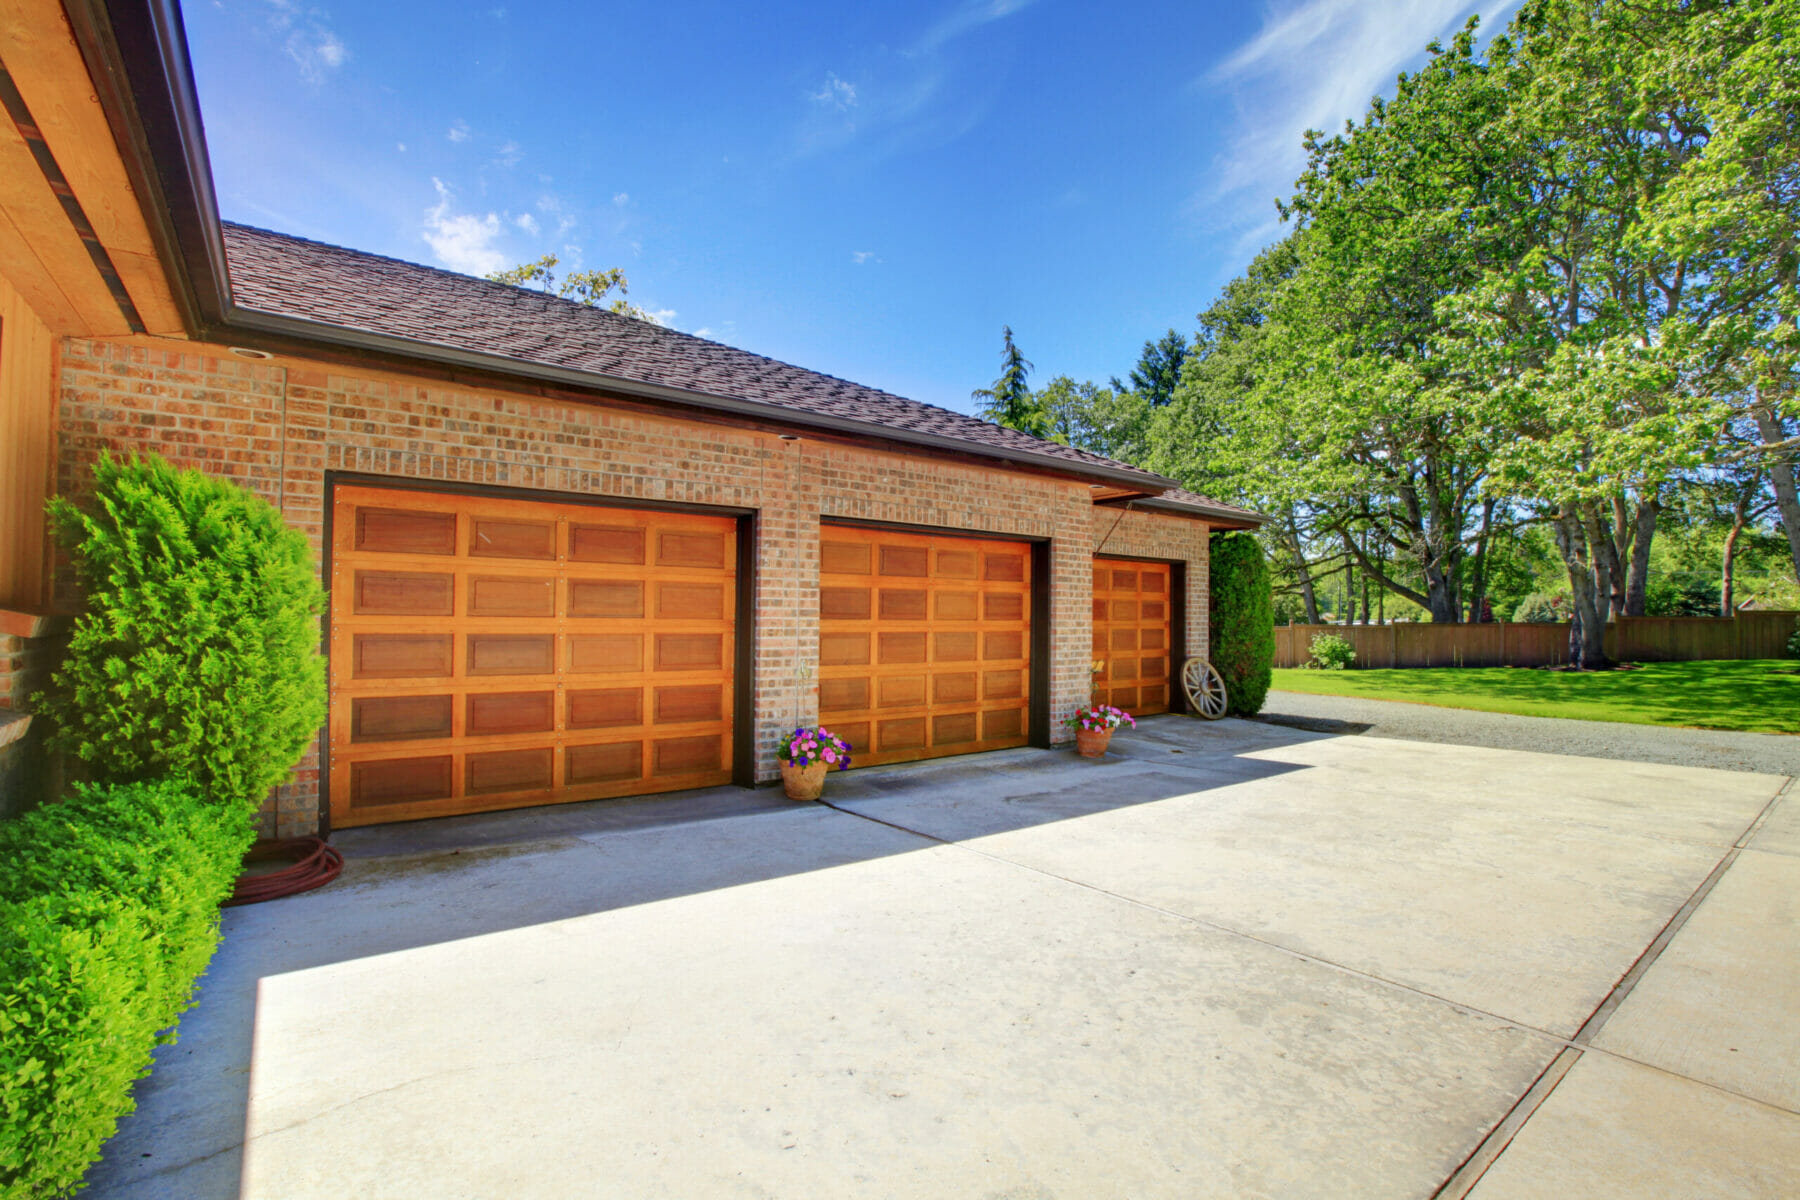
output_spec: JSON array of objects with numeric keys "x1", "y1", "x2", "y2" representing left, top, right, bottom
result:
[
  {"x1": 818, "y1": 525, "x2": 1032, "y2": 767},
  {"x1": 328, "y1": 484, "x2": 737, "y2": 828},
  {"x1": 1092, "y1": 558, "x2": 1172, "y2": 715}
]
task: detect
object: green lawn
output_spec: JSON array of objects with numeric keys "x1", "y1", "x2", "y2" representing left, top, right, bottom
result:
[{"x1": 1269, "y1": 659, "x2": 1800, "y2": 735}]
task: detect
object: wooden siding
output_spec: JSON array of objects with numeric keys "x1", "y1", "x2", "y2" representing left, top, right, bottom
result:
[
  {"x1": 817, "y1": 524, "x2": 1032, "y2": 767},
  {"x1": 0, "y1": 270, "x2": 54, "y2": 609},
  {"x1": 328, "y1": 484, "x2": 737, "y2": 827},
  {"x1": 1273, "y1": 613, "x2": 1800, "y2": 669}
]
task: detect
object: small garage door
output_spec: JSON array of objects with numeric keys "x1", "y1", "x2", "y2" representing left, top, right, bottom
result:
[
  {"x1": 818, "y1": 525, "x2": 1032, "y2": 767},
  {"x1": 1092, "y1": 558, "x2": 1172, "y2": 715},
  {"x1": 328, "y1": 484, "x2": 737, "y2": 828}
]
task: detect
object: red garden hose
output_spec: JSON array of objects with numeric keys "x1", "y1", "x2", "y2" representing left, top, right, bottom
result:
[{"x1": 224, "y1": 836, "x2": 344, "y2": 906}]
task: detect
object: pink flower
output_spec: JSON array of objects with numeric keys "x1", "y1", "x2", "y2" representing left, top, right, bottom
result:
[{"x1": 824, "y1": 749, "x2": 837, "y2": 764}]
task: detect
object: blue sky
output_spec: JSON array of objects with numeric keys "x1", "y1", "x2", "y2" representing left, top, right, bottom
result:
[{"x1": 187, "y1": 0, "x2": 1519, "y2": 416}]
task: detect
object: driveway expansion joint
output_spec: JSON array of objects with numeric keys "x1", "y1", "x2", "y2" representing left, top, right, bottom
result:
[{"x1": 1431, "y1": 771, "x2": 1795, "y2": 1198}]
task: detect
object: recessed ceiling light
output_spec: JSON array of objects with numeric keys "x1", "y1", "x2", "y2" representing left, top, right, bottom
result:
[{"x1": 228, "y1": 346, "x2": 273, "y2": 360}]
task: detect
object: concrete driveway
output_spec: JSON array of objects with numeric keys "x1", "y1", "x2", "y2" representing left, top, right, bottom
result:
[{"x1": 85, "y1": 717, "x2": 1797, "y2": 1198}]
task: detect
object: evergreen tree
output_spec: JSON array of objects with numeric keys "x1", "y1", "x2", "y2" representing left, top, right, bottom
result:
[
  {"x1": 972, "y1": 326, "x2": 1051, "y2": 438},
  {"x1": 1111, "y1": 329, "x2": 1189, "y2": 407}
]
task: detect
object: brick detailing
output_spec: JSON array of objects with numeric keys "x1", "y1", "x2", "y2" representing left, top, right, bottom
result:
[
  {"x1": 0, "y1": 621, "x2": 61, "y2": 713},
  {"x1": 58, "y1": 337, "x2": 1212, "y2": 836}
]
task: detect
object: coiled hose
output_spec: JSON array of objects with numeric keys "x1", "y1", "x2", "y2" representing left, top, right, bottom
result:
[{"x1": 225, "y1": 836, "x2": 344, "y2": 906}]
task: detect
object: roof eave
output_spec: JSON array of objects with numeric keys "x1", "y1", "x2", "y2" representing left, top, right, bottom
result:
[
  {"x1": 1096, "y1": 495, "x2": 1271, "y2": 528},
  {"x1": 224, "y1": 307, "x2": 1180, "y2": 492}
]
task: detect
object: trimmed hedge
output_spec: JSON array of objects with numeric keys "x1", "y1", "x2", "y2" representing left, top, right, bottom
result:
[
  {"x1": 38, "y1": 453, "x2": 326, "y2": 810},
  {"x1": 1209, "y1": 532, "x2": 1274, "y2": 716},
  {"x1": 0, "y1": 778, "x2": 252, "y2": 1198}
]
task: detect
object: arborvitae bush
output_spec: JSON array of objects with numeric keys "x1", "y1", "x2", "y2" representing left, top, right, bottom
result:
[
  {"x1": 37, "y1": 454, "x2": 326, "y2": 810},
  {"x1": 1209, "y1": 532, "x2": 1274, "y2": 716},
  {"x1": 0, "y1": 778, "x2": 253, "y2": 1197}
]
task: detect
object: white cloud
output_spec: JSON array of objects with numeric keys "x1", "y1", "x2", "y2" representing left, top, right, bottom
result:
[
  {"x1": 914, "y1": 0, "x2": 1039, "y2": 53},
  {"x1": 692, "y1": 327, "x2": 714, "y2": 339},
  {"x1": 514, "y1": 212, "x2": 539, "y2": 235},
  {"x1": 262, "y1": 0, "x2": 348, "y2": 83},
  {"x1": 643, "y1": 307, "x2": 678, "y2": 325},
  {"x1": 495, "y1": 140, "x2": 522, "y2": 167},
  {"x1": 612, "y1": 192, "x2": 630, "y2": 207},
  {"x1": 537, "y1": 195, "x2": 578, "y2": 237},
  {"x1": 810, "y1": 73, "x2": 858, "y2": 112},
  {"x1": 422, "y1": 178, "x2": 508, "y2": 275},
  {"x1": 852, "y1": 250, "x2": 881, "y2": 265},
  {"x1": 448, "y1": 120, "x2": 470, "y2": 143},
  {"x1": 1202, "y1": 0, "x2": 1523, "y2": 254},
  {"x1": 791, "y1": 3, "x2": 1034, "y2": 162},
  {"x1": 396, "y1": 142, "x2": 407, "y2": 153}
]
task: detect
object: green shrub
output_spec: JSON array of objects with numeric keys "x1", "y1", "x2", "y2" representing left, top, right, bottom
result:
[
  {"x1": 1644, "y1": 575, "x2": 1721, "y2": 617},
  {"x1": 1209, "y1": 532, "x2": 1274, "y2": 716},
  {"x1": 0, "y1": 778, "x2": 252, "y2": 1197},
  {"x1": 1308, "y1": 632, "x2": 1357, "y2": 670},
  {"x1": 1511, "y1": 592, "x2": 1569, "y2": 623},
  {"x1": 37, "y1": 454, "x2": 327, "y2": 810},
  {"x1": 1787, "y1": 621, "x2": 1800, "y2": 660}
]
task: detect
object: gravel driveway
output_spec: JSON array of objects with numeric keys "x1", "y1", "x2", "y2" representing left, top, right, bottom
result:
[{"x1": 1257, "y1": 689, "x2": 1800, "y2": 777}]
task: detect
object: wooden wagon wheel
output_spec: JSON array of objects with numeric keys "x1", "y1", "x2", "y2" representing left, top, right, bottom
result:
[{"x1": 1180, "y1": 657, "x2": 1229, "y2": 720}]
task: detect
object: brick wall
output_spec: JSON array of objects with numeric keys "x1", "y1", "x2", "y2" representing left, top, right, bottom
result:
[
  {"x1": 57, "y1": 336, "x2": 1213, "y2": 836},
  {"x1": 0, "y1": 611, "x2": 60, "y2": 713}
]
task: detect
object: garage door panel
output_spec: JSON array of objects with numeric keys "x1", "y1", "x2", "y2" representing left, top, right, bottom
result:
[
  {"x1": 1093, "y1": 557, "x2": 1172, "y2": 717},
  {"x1": 569, "y1": 523, "x2": 645, "y2": 564},
  {"x1": 356, "y1": 507, "x2": 456, "y2": 556},
  {"x1": 354, "y1": 570, "x2": 454, "y2": 616},
  {"x1": 351, "y1": 694, "x2": 454, "y2": 743},
  {"x1": 330, "y1": 485, "x2": 735, "y2": 828},
  {"x1": 820, "y1": 525, "x2": 1032, "y2": 767},
  {"x1": 469, "y1": 517, "x2": 556, "y2": 560},
  {"x1": 353, "y1": 633, "x2": 452, "y2": 679},
  {"x1": 468, "y1": 575, "x2": 555, "y2": 618}
]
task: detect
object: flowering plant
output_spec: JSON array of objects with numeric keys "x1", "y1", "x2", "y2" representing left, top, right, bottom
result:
[
  {"x1": 1064, "y1": 704, "x2": 1136, "y2": 733},
  {"x1": 777, "y1": 726, "x2": 853, "y2": 770}
]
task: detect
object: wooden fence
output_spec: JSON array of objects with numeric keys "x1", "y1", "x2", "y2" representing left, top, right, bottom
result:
[{"x1": 1273, "y1": 610, "x2": 1800, "y2": 669}]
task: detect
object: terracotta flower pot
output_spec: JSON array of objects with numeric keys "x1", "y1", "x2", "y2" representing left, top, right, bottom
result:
[
  {"x1": 781, "y1": 760, "x2": 829, "y2": 801},
  {"x1": 1075, "y1": 727, "x2": 1113, "y2": 758}
]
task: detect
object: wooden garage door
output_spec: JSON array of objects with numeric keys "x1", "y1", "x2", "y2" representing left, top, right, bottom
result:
[
  {"x1": 1092, "y1": 558, "x2": 1172, "y2": 715},
  {"x1": 328, "y1": 485, "x2": 736, "y2": 828},
  {"x1": 818, "y1": 525, "x2": 1032, "y2": 767}
]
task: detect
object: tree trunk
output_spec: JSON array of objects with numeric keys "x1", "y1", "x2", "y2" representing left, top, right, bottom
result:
[
  {"x1": 1286, "y1": 515, "x2": 1322, "y2": 624},
  {"x1": 1468, "y1": 497, "x2": 1496, "y2": 622},
  {"x1": 1422, "y1": 561, "x2": 1461, "y2": 623},
  {"x1": 1607, "y1": 494, "x2": 1631, "y2": 620},
  {"x1": 1625, "y1": 496, "x2": 1658, "y2": 616},
  {"x1": 1553, "y1": 510, "x2": 1611, "y2": 669},
  {"x1": 1585, "y1": 500, "x2": 1620, "y2": 625},
  {"x1": 1722, "y1": 500, "x2": 1748, "y2": 617},
  {"x1": 1752, "y1": 400, "x2": 1800, "y2": 581}
]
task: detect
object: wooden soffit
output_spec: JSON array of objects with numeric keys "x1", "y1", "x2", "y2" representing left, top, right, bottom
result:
[{"x1": 0, "y1": 0, "x2": 184, "y2": 337}]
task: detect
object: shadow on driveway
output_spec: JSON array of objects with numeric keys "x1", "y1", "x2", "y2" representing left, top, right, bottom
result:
[{"x1": 84, "y1": 715, "x2": 1314, "y2": 1198}]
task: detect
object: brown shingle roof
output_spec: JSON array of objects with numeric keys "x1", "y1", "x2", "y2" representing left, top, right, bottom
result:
[{"x1": 220, "y1": 223, "x2": 1179, "y2": 489}]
